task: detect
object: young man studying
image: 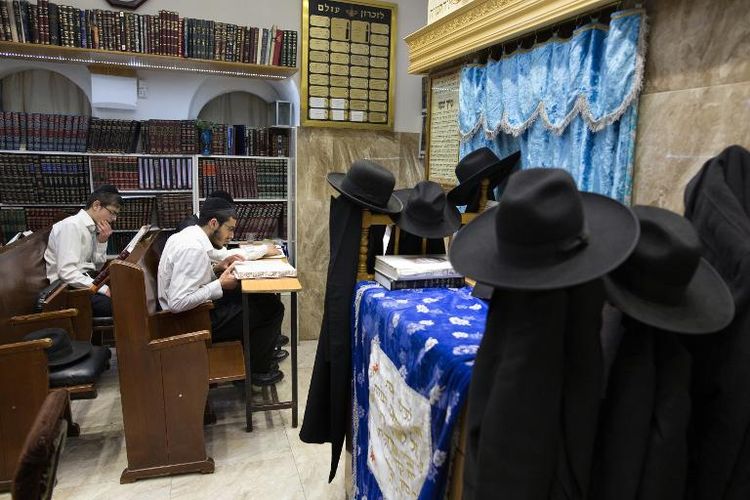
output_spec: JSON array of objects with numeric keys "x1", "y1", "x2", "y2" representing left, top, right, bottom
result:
[
  {"x1": 157, "y1": 197, "x2": 285, "y2": 385},
  {"x1": 44, "y1": 184, "x2": 122, "y2": 317}
]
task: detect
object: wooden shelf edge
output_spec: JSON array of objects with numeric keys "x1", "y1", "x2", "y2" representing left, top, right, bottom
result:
[{"x1": 0, "y1": 41, "x2": 298, "y2": 79}]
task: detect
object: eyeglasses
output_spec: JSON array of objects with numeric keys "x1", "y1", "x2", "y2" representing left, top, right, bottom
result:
[
  {"x1": 102, "y1": 206, "x2": 120, "y2": 218},
  {"x1": 221, "y1": 223, "x2": 236, "y2": 232}
]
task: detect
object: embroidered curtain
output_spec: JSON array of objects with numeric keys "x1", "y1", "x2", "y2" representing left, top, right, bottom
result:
[{"x1": 458, "y1": 9, "x2": 646, "y2": 203}]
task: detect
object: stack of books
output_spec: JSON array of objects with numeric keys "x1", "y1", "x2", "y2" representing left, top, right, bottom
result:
[{"x1": 374, "y1": 255, "x2": 465, "y2": 291}]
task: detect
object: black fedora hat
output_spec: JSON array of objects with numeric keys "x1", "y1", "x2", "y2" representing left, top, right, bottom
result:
[
  {"x1": 603, "y1": 206, "x2": 735, "y2": 334},
  {"x1": 393, "y1": 181, "x2": 461, "y2": 239},
  {"x1": 327, "y1": 160, "x2": 402, "y2": 214},
  {"x1": 447, "y1": 148, "x2": 521, "y2": 205},
  {"x1": 449, "y1": 168, "x2": 639, "y2": 290},
  {"x1": 23, "y1": 328, "x2": 92, "y2": 367}
]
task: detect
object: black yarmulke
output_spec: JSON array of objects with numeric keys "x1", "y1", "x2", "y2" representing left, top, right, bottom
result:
[
  {"x1": 202, "y1": 197, "x2": 234, "y2": 212},
  {"x1": 207, "y1": 190, "x2": 234, "y2": 203},
  {"x1": 94, "y1": 184, "x2": 120, "y2": 195}
]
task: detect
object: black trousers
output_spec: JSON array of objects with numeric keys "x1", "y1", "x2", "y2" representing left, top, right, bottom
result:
[
  {"x1": 90, "y1": 293, "x2": 113, "y2": 317},
  {"x1": 210, "y1": 288, "x2": 284, "y2": 373}
]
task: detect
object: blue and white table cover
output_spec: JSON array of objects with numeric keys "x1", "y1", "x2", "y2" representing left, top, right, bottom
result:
[{"x1": 352, "y1": 282, "x2": 489, "y2": 499}]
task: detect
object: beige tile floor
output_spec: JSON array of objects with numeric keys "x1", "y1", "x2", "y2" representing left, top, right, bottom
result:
[{"x1": 0, "y1": 341, "x2": 345, "y2": 500}]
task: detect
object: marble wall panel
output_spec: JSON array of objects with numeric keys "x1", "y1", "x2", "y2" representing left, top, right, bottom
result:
[
  {"x1": 633, "y1": 81, "x2": 750, "y2": 213},
  {"x1": 643, "y1": 0, "x2": 750, "y2": 94},
  {"x1": 296, "y1": 128, "x2": 423, "y2": 339}
]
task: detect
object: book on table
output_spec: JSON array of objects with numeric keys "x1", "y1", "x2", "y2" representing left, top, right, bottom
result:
[
  {"x1": 233, "y1": 259, "x2": 297, "y2": 279},
  {"x1": 374, "y1": 271, "x2": 466, "y2": 291},
  {"x1": 374, "y1": 254, "x2": 462, "y2": 280}
]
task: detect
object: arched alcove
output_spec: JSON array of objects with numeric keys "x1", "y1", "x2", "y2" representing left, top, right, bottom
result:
[
  {"x1": 188, "y1": 76, "x2": 299, "y2": 126},
  {"x1": 0, "y1": 69, "x2": 91, "y2": 115},
  {"x1": 197, "y1": 91, "x2": 274, "y2": 127}
]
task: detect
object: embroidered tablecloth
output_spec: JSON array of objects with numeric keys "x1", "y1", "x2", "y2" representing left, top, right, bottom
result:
[{"x1": 352, "y1": 282, "x2": 488, "y2": 499}]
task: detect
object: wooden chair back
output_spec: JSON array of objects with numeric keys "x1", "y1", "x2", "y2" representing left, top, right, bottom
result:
[
  {"x1": 11, "y1": 390, "x2": 71, "y2": 500},
  {"x1": 0, "y1": 229, "x2": 71, "y2": 343},
  {"x1": 458, "y1": 177, "x2": 490, "y2": 226},
  {"x1": 110, "y1": 259, "x2": 214, "y2": 483},
  {"x1": 355, "y1": 179, "x2": 492, "y2": 281},
  {"x1": 0, "y1": 338, "x2": 51, "y2": 491},
  {"x1": 356, "y1": 210, "x2": 395, "y2": 281}
]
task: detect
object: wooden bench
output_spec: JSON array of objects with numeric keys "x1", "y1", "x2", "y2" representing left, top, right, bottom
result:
[
  {"x1": 109, "y1": 244, "x2": 245, "y2": 483},
  {"x1": 0, "y1": 339, "x2": 52, "y2": 491},
  {"x1": 0, "y1": 229, "x2": 104, "y2": 400}
]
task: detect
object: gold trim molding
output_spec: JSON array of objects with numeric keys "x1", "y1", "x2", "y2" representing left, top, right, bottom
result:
[{"x1": 405, "y1": 0, "x2": 614, "y2": 74}]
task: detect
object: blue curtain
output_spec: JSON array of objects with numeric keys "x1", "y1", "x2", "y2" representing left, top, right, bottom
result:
[{"x1": 458, "y1": 9, "x2": 646, "y2": 204}]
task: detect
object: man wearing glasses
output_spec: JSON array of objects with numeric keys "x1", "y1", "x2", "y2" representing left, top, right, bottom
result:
[{"x1": 44, "y1": 184, "x2": 123, "y2": 317}]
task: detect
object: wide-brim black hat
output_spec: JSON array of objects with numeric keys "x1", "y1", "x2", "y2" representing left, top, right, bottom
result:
[
  {"x1": 447, "y1": 149, "x2": 521, "y2": 205},
  {"x1": 603, "y1": 206, "x2": 735, "y2": 334},
  {"x1": 327, "y1": 159, "x2": 402, "y2": 215},
  {"x1": 393, "y1": 184, "x2": 461, "y2": 239},
  {"x1": 449, "y1": 169, "x2": 639, "y2": 290},
  {"x1": 23, "y1": 328, "x2": 92, "y2": 368},
  {"x1": 604, "y1": 264, "x2": 734, "y2": 334}
]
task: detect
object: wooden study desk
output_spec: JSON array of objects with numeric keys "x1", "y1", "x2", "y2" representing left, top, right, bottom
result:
[{"x1": 240, "y1": 276, "x2": 302, "y2": 432}]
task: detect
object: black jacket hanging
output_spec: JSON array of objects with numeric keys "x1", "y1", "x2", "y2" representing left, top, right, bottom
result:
[
  {"x1": 683, "y1": 145, "x2": 750, "y2": 500},
  {"x1": 550, "y1": 280, "x2": 605, "y2": 500},
  {"x1": 464, "y1": 280, "x2": 605, "y2": 500},
  {"x1": 299, "y1": 195, "x2": 362, "y2": 482},
  {"x1": 463, "y1": 286, "x2": 567, "y2": 500},
  {"x1": 590, "y1": 319, "x2": 691, "y2": 500}
]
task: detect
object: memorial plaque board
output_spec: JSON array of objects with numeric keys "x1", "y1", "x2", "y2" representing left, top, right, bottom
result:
[{"x1": 302, "y1": 0, "x2": 397, "y2": 130}]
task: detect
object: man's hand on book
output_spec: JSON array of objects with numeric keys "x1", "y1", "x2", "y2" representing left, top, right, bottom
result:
[
  {"x1": 96, "y1": 220, "x2": 113, "y2": 243},
  {"x1": 215, "y1": 254, "x2": 246, "y2": 275},
  {"x1": 264, "y1": 244, "x2": 282, "y2": 257},
  {"x1": 219, "y1": 262, "x2": 239, "y2": 290}
]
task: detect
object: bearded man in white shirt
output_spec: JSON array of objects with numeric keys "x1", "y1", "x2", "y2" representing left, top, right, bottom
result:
[
  {"x1": 44, "y1": 184, "x2": 122, "y2": 318},
  {"x1": 174, "y1": 189, "x2": 291, "y2": 361},
  {"x1": 158, "y1": 197, "x2": 285, "y2": 386}
]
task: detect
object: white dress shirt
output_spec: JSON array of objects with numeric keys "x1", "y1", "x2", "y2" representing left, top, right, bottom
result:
[
  {"x1": 45, "y1": 209, "x2": 109, "y2": 294},
  {"x1": 158, "y1": 225, "x2": 224, "y2": 313}
]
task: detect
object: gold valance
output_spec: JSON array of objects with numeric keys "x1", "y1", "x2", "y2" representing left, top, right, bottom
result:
[{"x1": 405, "y1": 0, "x2": 614, "y2": 74}]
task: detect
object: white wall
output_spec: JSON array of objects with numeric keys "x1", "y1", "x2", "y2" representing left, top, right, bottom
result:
[{"x1": 0, "y1": 0, "x2": 427, "y2": 132}]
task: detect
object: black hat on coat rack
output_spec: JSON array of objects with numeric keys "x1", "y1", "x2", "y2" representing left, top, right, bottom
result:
[
  {"x1": 446, "y1": 148, "x2": 521, "y2": 207},
  {"x1": 327, "y1": 159, "x2": 403, "y2": 215},
  {"x1": 392, "y1": 181, "x2": 461, "y2": 239},
  {"x1": 603, "y1": 205, "x2": 735, "y2": 334},
  {"x1": 450, "y1": 168, "x2": 639, "y2": 290}
]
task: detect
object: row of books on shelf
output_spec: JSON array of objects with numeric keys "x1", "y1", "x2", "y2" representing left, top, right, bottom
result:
[
  {"x1": 91, "y1": 157, "x2": 193, "y2": 190},
  {"x1": 140, "y1": 120, "x2": 202, "y2": 155},
  {"x1": 0, "y1": 112, "x2": 292, "y2": 155},
  {"x1": 0, "y1": 111, "x2": 89, "y2": 151},
  {"x1": 209, "y1": 124, "x2": 290, "y2": 157},
  {"x1": 0, "y1": 1, "x2": 298, "y2": 67},
  {"x1": 86, "y1": 118, "x2": 140, "y2": 154},
  {"x1": 198, "y1": 158, "x2": 286, "y2": 199},
  {"x1": 373, "y1": 255, "x2": 465, "y2": 291},
  {"x1": 0, "y1": 154, "x2": 88, "y2": 203},
  {"x1": 0, "y1": 205, "x2": 76, "y2": 241},
  {"x1": 114, "y1": 196, "x2": 153, "y2": 229},
  {"x1": 232, "y1": 202, "x2": 285, "y2": 241},
  {"x1": 0, "y1": 200, "x2": 289, "y2": 245}
]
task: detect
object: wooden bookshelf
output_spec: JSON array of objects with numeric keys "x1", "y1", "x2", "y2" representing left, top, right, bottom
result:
[{"x1": 0, "y1": 41, "x2": 297, "y2": 79}]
